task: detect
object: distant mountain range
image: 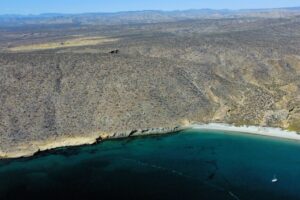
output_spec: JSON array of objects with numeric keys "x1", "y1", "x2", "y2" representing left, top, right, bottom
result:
[{"x1": 0, "y1": 7, "x2": 299, "y2": 27}]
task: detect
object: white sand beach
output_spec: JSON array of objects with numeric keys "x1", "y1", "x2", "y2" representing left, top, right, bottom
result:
[{"x1": 191, "y1": 123, "x2": 300, "y2": 141}]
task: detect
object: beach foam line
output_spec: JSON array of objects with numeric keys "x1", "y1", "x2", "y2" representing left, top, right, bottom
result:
[{"x1": 190, "y1": 123, "x2": 300, "y2": 141}]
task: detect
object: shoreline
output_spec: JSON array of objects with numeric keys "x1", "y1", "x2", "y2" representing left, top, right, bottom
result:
[
  {"x1": 0, "y1": 123, "x2": 299, "y2": 160},
  {"x1": 0, "y1": 126, "x2": 184, "y2": 159}
]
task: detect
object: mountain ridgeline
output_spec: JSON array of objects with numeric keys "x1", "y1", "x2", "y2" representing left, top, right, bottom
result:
[{"x1": 0, "y1": 7, "x2": 300, "y2": 26}]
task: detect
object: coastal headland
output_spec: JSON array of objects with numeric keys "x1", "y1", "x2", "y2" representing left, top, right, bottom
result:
[{"x1": 0, "y1": 8, "x2": 300, "y2": 159}]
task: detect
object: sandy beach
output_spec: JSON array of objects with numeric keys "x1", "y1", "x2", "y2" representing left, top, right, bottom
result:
[{"x1": 191, "y1": 123, "x2": 300, "y2": 141}]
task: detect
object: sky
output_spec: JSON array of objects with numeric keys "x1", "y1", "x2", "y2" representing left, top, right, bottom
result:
[{"x1": 0, "y1": 0, "x2": 299, "y2": 15}]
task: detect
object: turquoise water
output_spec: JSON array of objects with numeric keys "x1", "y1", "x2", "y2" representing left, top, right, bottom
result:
[{"x1": 1, "y1": 129, "x2": 300, "y2": 200}]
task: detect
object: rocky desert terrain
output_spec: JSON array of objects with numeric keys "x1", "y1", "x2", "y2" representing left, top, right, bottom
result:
[{"x1": 0, "y1": 8, "x2": 299, "y2": 158}]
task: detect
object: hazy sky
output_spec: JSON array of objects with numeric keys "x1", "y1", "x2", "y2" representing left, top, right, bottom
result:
[{"x1": 0, "y1": 0, "x2": 299, "y2": 15}]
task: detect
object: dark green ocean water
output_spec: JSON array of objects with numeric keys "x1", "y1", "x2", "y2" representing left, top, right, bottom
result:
[{"x1": 1, "y1": 129, "x2": 300, "y2": 200}]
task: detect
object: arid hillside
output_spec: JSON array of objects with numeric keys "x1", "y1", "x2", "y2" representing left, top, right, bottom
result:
[{"x1": 0, "y1": 10, "x2": 300, "y2": 158}]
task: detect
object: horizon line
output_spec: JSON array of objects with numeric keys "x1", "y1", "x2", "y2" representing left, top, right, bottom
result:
[{"x1": 0, "y1": 6, "x2": 299, "y2": 16}]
